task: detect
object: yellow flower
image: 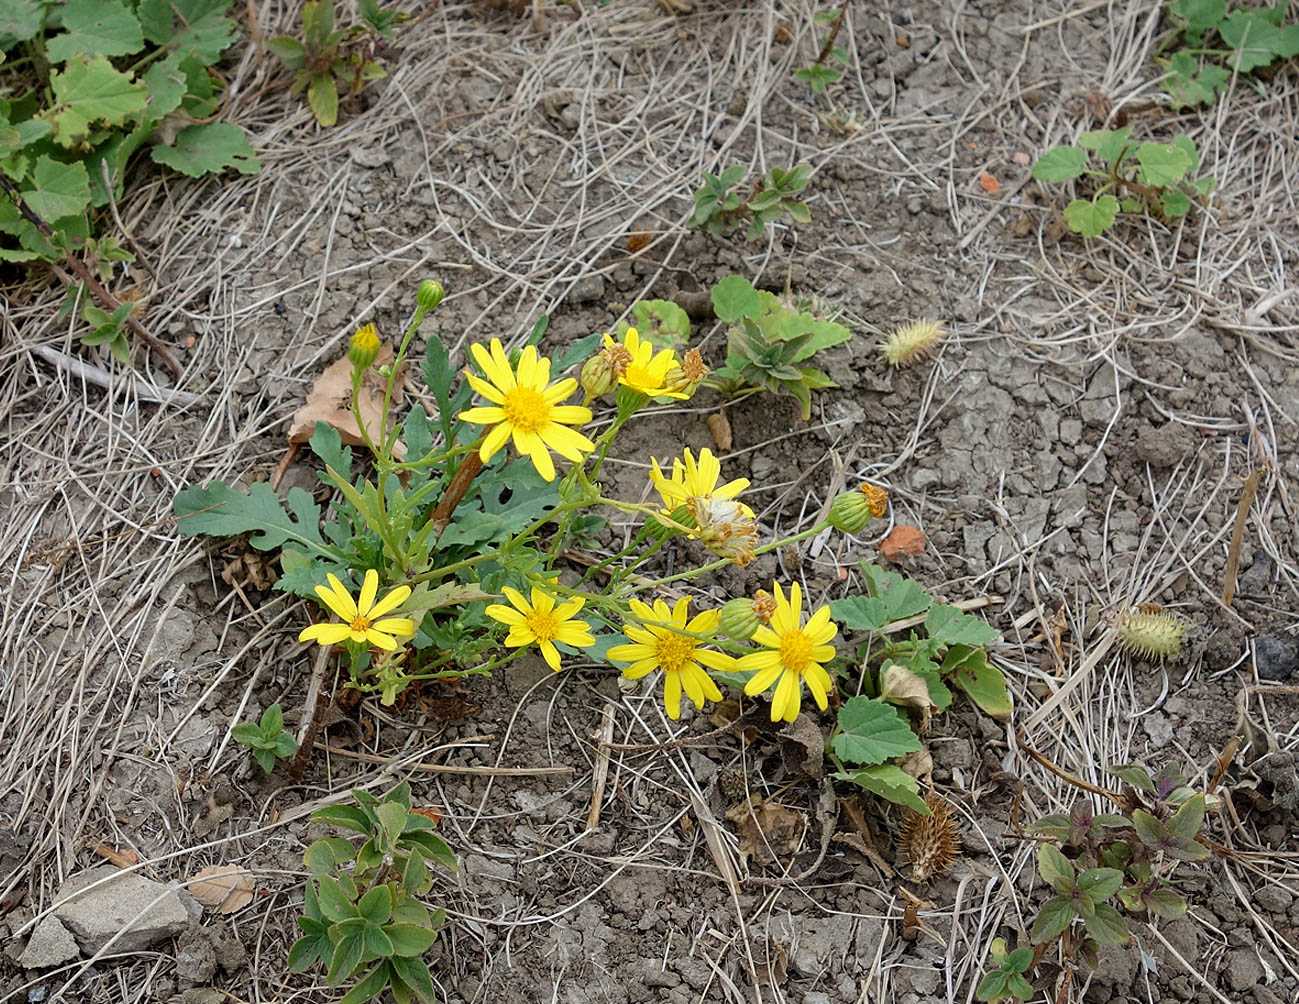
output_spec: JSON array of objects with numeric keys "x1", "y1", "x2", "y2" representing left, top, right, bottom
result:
[
  {"x1": 299, "y1": 569, "x2": 415, "y2": 651},
  {"x1": 650, "y1": 448, "x2": 759, "y2": 565},
  {"x1": 608, "y1": 598, "x2": 734, "y2": 719},
  {"x1": 486, "y1": 586, "x2": 594, "y2": 671},
  {"x1": 348, "y1": 323, "x2": 381, "y2": 371},
  {"x1": 739, "y1": 582, "x2": 838, "y2": 722},
  {"x1": 603, "y1": 327, "x2": 685, "y2": 399},
  {"x1": 459, "y1": 338, "x2": 595, "y2": 482}
]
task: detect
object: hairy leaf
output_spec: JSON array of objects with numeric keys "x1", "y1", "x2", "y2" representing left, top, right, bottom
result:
[
  {"x1": 151, "y1": 121, "x2": 260, "y2": 177},
  {"x1": 45, "y1": 0, "x2": 145, "y2": 61},
  {"x1": 833, "y1": 764, "x2": 928, "y2": 814},
  {"x1": 831, "y1": 697, "x2": 922, "y2": 765}
]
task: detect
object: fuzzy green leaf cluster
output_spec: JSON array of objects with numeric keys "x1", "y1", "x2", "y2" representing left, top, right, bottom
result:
[
  {"x1": 1031, "y1": 127, "x2": 1215, "y2": 238},
  {"x1": 691, "y1": 162, "x2": 812, "y2": 239},
  {"x1": 267, "y1": 0, "x2": 396, "y2": 127},
  {"x1": 708, "y1": 275, "x2": 849, "y2": 420},
  {"x1": 1164, "y1": 1, "x2": 1299, "y2": 107},
  {"x1": 290, "y1": 782, "x2": 453, "y2": 1004},
  {"x1": 230, "y1": 704, "x2": 297, "y2": 774},
  {"x1": 0, "y1": 0, "x2": 258, "y2": 269}
]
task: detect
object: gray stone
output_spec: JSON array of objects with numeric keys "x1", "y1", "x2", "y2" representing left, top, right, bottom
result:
[
  {"x1": 1256, "y1": 634, "x2": 1297, "y2": 682},
  {"x1": 1134, "y1": 423, "x2": 1195, "y2": 469},
  {"x1": 53, "y1": 865, "x2": 195, "y2": 953},
  {"x1": 567, "y1": 274, "x2": 605, "y2": 304},
  {"x1": 1226, "y1": 948, "x2": 1264, "y2": 991},
  {"x1": 18, "y1": 916, "x2": 80, "y2": 968}
]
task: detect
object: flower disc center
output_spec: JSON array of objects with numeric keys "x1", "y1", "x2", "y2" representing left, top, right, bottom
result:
[
  {"x1": 503, "y1": 386, "x2": 550, "y2": 433},
  {"x1": 779, "y1": 629, "x2": 814, "y2": 674},
  {"x1": 525, "y1": 610, "x2": 559, "y2": 643},
  {"x1": 654, "y1": 633, "x2": 696, "y2": 673}
]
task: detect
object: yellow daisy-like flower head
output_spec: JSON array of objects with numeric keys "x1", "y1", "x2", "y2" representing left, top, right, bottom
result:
[
  {"x1": 738, "y1": 582, "x2": 838, "y2": 723},
  {"x1": 649, "y1": 448, "x2": 759, "y2": 565},
  {"x1": 299, "y1": 569, "x2": 416, "y2": 651},
  {"x1": 603, "y1": 327, "x2": 686, "y2": 399},
  {"x1": 486, "y1": 586, "x2": 594, "y2": 671},
  {"x1": 608, "y1": 597, "x2": 734, "y2": 720},
  {"x1": 458, "y1": 338, "x2": 595, "y2": 482}
]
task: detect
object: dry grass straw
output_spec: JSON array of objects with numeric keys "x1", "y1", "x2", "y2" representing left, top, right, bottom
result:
[{"x1": 2, "y1": 0, "x2": 1298, "y2": 1000}]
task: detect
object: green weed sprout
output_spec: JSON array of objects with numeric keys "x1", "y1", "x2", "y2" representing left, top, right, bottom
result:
[
  {"x1": 289, "y1": 781, "x2": 454, "y2": 1003},
  {"x1": 1161, "y1": 1, "x2": 1299, "y2": 109},
  {"x1": 794, "y1": 6, "x2": 849, "y2": 94},
  {"x1": 708, "y1": 275, "x2": 850, "y2": 420},
  {"x1": 978, "y1": 762, "x2": 1213, "y2": 1001},
  {"x1": 691, "y1": 164, "x2": 812, "y2": 239},
  {"x1": 231, "y1": 704, "x2": 297, "y2": 774},
  {"x1": 0, "y1": 0, "x2": 259, "y2": 372},
  {"x1": 1031, "y1": 127, "x2": 1216, "y2": 238},
  {"x1": 267, "y1": 0, "x2": 398, "y2": 127}
]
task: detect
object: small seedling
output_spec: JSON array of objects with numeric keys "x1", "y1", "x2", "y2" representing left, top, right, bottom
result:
[
  {"x1": 708, "y1": 274, "x2": 851, "y2": 419},
  {"x1": 794, "y1": 6, "x2": 849, "y2": 94},
  {"x1": 978, "y1": 761, "x2": 1213, "y2": 1001},
  {"x1": 231, "y1": 704, "x2": 297, "y2": 774},
  {"x1": 267, "y1": 0, "x2": 398, "y2": 127},
  {"x1": 1160, "y1": 1, "x2": 1299, "y2": 109},
  {"x1": 691, "y1": 164, "x2": 812, "y2": 239},
  {"x1": 1031, "y1": 127, "x2": 1215, "y2": 238},
  {"x1": 976, "y1": 939, "x2": 1034, "y2": 1003},
  {"x1": 289, "y1": 781, "x2": 454, "y2": 1003}
]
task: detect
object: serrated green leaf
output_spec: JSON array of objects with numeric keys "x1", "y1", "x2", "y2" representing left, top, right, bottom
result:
[
  {"x1": 1078, "y1": 127, "x2": 1133, "y2": 169},
  {"x1": 1169, "y1": 0, "x2": 1226, "y2": 39},
  {"x1": 1120, "y1": 196, "x2": 1143, "y2": 213},
  {"x1": 1032, "y1": 146, "x2": 1087, "y2": 182},
  {"x1": 23, "y1": 156, "x2": 91, "y2": 222},
  {"x1": 1038, "y1": 843, "x2": 1075, "y2": 892},
  {"x1": 831, "y1": 697, "x2": 923, "y2": 765},
  {"x1": 1135, "y1": 142, "x2": 1192, "y2": 186},
  {"x1": 833, "y1": 764, "x2": 928, "y2": 813},
  {"x1": 1031, "y1": 895, "x2": 1076, "y2": 942},
  {"x1": 45, "y1": 0, "x2": 145, "y2": 61},
  {"x1": 44, "y1": 56, "x2": 148, "y2": 148},
  {"x1": 142, "y1": 53, "x2": 189, "y2": 118},
  {"x1": 712, "y1": 274, "x2": 761, "y2": 322},
  {"x1": 173, "y1": 480, "x2": 341, "y2": 558},
  {"x1": 1063, "y1": 195, "x2": 1118, "y2": 238},
  {"x1": 1161, "y1": 188, "x2": 1192, "y2": 218},
  {"x1": 1165, "y1": 52, "x2": 1229, "y2": 108},
  {"x1": 1083, "y1": 902, "x2": 1130, "y2": 945},
  {"x1": 0, "y1": 0, "x2": 44, "y2": 46},
  {"x1": 151, "y1": 121, "x2": 260, "y2": 177},
  {"x1": 924, "y1": 604, "x2": 998, "y2": 647},
  {"x1": 1220, "y1": 10, "x2": 1286, "y2": 71}
]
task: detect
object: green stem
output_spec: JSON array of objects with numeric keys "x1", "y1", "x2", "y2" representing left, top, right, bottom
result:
[{"x1": 631, "y1": 521, "x2": 829, "y2": 592}]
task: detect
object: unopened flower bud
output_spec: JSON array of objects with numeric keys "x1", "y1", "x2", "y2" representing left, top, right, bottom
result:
[
  {"x1": 646, "y1": 504, "x2": 695, "y2": 541},
  {"x1": 580, "y1": 353, "x2": 618, "y2": 400},
  {"x1": 416, "y1": 279, "x2": 444, "y2": 310},
  {"x1": 719, "y1": 597, "x2": 760, "y2": 641},
  {"x1": 663, "y1": 348, "x2": 708, "y2": 399},
  {"x1": 348, "y1": 322, "x2": 380, "y2": 372},
  {"x1": 827, "y1": 490, "x2": 873, "y2": 533}
]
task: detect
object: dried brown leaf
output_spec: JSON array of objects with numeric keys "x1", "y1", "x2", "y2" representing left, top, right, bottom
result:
[
  {"x1": 706, "y1": 411, "x2": 732, "y2": 451},
  {"x1": 725, "y1": 795, "x2": 805, "y2": 867},
  {"x1": 189, "y1": 865, "x2": 255, "y2": 913},
  {"x1": 287, "y1": 343, "x2": 407, "y2": 460},
  {"x1": 92, "y1": 842, "x2": 138, "y2": 868}
]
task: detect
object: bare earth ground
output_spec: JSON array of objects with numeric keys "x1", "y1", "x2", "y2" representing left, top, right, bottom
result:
[{"x1": 3, "y1": 1, "x2": 1299, "y2": 1002}]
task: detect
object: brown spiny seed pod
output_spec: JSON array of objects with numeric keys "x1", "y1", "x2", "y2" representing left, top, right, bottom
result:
[
  {"x1": 861, "y1": 482, "x2": 889, "y2": 518},
  {"x1": 897, "y1": 791, "x2": 960, "y2": 882},
  {"x1": 1116, "y1": 605, "x2": 1185, "y2": 660}
]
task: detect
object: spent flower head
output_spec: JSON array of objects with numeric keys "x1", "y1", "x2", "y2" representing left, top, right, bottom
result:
[
  {"x1": 663, "y1": 348, "x2": 708, "y2": 399},
  {"x1": 739, "y1": 581, "x2": 838, "y2": 722},
  {"x1": 299, "y1": 569, "x2": 416, "y2": 651},
  {"x1": 459, "y1": 338, "x2": 595, "y2": 481},
  {"x1": 486, "y1": 585, "x2": 594, "y2": 671},
  {"x1": 650, "y1": 447, "x2": 759, "y2": 566},
  {"x1": 603, "y1": 327, "x2": 685, "y2": 399},
  {"x1": 608, "y1": 597, "x2": 734, "y2": 719}
]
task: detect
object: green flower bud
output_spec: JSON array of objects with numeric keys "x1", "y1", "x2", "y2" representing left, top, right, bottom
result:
[
  {"x1": 580, "y1": 353, "x2": 618, "y2": 400},
  {"x1": 348, "y1": 322, "x2": 381, "y2": 372},
  {"x1": 416, "y1": 279, "x2": 445, "y2": 310},
  {"x1": 827, "y1": 490, "x2": 873, "y2": 533},
  {"x1": 615, "y1": 382, "x2": 650, "y2": 419},
  {"x1": 719, "y1": 597, "x2": 760, "y2": 641},
  {"x1": 646, "y1": 505, "x2": 695, "y2": 541}
]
